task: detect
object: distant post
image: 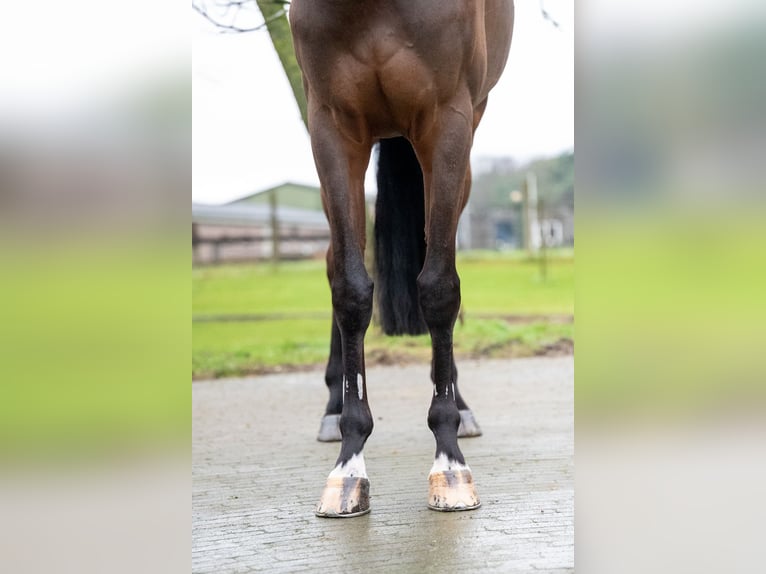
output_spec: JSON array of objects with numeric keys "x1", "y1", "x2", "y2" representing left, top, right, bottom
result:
[
  {"x1": 269, "y1": 189, "x2": 280, "y2": 263},
  {"x1": 192, "y1": 222, "x2": 199, "y2": 265},
  {"x1": 524, "y1": 171, "x2": 540, "y2": 255},
  {"x1": 509, "y1": 189, "x2": 523, "y2": 249},
  {"x1": 538, "y1": 197, "x2": 548, "y2": 281}
]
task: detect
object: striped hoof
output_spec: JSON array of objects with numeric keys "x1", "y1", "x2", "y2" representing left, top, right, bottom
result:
[
  {"x1": 316, "y1": 476, "x2": 371, "y2": 518},
  {"x1": 316, "y1": 414, "x2": 342, "y2": 442},
  {"x1": 457, "y1": 409, "x2": 482, "y2": 438},
  {"x1": 428, "y1": 469, "x2": 481, "y2": 511}
]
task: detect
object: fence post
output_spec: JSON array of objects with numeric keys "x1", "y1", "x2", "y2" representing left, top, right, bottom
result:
[{"x1": 270, "y1": 189, "x2": 280, "y2": 263}]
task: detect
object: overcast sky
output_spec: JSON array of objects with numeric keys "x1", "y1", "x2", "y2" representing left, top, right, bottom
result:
[{"x1": 192, "y1": 1, "x2": 574, "y2": 205}]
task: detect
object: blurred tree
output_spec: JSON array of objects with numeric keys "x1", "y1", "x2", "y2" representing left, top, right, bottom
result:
[
  {"x1": 473, "y1": 152, "x2": 574, "y2": 211},
  {"x1": 192, "y1": 0, "x2": 307, "y2": 127}
]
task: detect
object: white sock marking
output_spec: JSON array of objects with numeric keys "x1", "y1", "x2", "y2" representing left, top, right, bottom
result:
[
  {"x1": 429, "y1": 452, "x2": 471, "y2": 475},
  {"x1": 356, "y1": 373, "x2": 364, "y2": 400},
  {"x1": 328, "y1": 452, "x2": 368, "y2": 479}
]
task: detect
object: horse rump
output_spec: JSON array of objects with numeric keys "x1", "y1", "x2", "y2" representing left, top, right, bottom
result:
[{"x1": 373, "y1": 136, "x2": 428, "y2": 336}]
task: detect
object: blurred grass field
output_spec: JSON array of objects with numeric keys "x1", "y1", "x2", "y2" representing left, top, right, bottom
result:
[
  {"x1": 0, "y1": 241, "x2": 190, "y2": 459},
  {"x1": 193, "y1": 250, "x2": 574, "y2": 378}
]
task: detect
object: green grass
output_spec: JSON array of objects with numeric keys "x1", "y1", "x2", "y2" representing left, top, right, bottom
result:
[
  {"x1": 458, "y1": 250, "x2": 574, "y2": 315},
  {"x1": 0, "y1": 240, "x2": 189, "y2": 459},
  {"x1": 193, "y1": 260, "x2": 331, "y2": 316},
  {"x1": 576, "y1": 210, "x2": 766, "y2": 418},
  {"x1": 193, "y1": 251, "x2": 574, "y2": 378}
]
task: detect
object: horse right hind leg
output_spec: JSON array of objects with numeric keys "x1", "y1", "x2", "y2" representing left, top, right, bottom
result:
[
  {"x1": 414, "y1": 99, "x2": 481, "y2": 511},
  {"x1": 430, "y1": 358, "x2": 482, "y2": 438}
]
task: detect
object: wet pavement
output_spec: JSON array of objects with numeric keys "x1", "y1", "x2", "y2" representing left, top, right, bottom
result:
[{"x1": 193, "y1": 356, "x2": 573, "y2": 573}]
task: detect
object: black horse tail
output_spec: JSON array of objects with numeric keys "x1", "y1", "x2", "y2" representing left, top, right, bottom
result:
[{"x1": 374, "y1": 136, "x2": 428, "y2": 335}]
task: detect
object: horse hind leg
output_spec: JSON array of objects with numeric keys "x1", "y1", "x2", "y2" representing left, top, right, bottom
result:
[
  {"x1": 431, "y1": 358, "x2": 482, "y2": 438},
  {"x1": 310, "y1": 108, "x2": 375, "y2": 517},
  {"x1": 414, "y1": 103, "x2": 481, "y2": 511},
  {"x1": 421, "y1": 261, "x2": 481, "y2": 511},
  {"x1": 421, "y1": 268, "x2": 481, "y2": 511},
  {"x1": 316, "y1": 270, "x2": 374, "y2": 517}
]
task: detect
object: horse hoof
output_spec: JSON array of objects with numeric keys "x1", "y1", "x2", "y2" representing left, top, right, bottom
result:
[
  {"x1": 316, "y1": 476, "x2": 371, "y2": 518},
  {"x1": 457, "y1": 409, "x2": 483, "y2": 438},
  {"x1": 428, "y1": 469, "x2": 481, "y2": 511},
  {"x1": 316, "y1": 414, "x2": 342, "y2": 442}
]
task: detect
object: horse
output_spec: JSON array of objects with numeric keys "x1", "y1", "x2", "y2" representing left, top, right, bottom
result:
[{"x1": 289, "y1": 0, "x2": 514, "y2": 517}]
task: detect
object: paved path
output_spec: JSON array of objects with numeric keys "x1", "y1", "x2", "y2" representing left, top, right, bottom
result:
[{"x1": 193, "y1": 357, "x2": 573, "y2": 573}]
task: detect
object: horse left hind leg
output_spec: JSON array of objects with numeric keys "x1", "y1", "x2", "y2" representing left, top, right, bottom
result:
[{"x1": 309, "y1": 107, "x2": 374, "y2": 517}]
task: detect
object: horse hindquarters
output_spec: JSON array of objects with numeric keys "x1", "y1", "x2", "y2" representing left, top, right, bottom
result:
[{"x1": 291, "y1": 0, "x2": 513, "y2": 516}]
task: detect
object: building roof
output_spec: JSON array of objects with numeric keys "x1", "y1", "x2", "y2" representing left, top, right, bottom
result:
[
  {"x1": 192, "y1": 202, "x2": 328, "y2": 228},
  {"x1": 227, "y1": 182, "x2": 323, "y2": 212}
]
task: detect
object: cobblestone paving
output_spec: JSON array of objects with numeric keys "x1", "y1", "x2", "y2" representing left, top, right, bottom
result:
[{"x1": 193, "y1": 356, "x2": 573, "y2": 573}]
